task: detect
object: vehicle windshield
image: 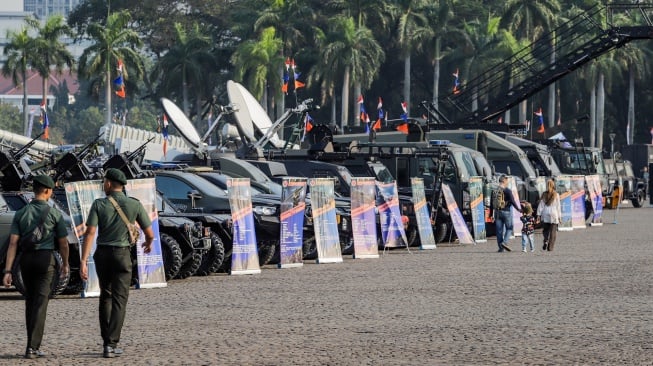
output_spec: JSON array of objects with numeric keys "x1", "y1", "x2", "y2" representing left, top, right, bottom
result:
[
  {"x1": 337, "y1": 166, "x2": 353, "y2": 185},
  {"x1": 451, "y1": 151, "x2": 476, "y2": 181},
  {"x1": 624, "y1": 163, "x2": 635, "y2": 177},
  {"x1": 372, "y1": 165, "x2": 394, "y2": 183}
]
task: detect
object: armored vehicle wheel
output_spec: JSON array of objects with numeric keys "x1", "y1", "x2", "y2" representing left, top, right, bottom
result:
[
  {"x1": 63, "y1": 275, "x2": 85, "y2": 295},
  {"x1": 340, "y1": 235, "x2": 354, "y2": 255},
  {"x1": 406, "y1": 225, "x2": 419, "y2": 247},
  {"x1": 160, "y1": 233, "x2": 182, "y2": 280},
  {"x1": 434, "y1": 222, "x2": 449, "y2": 243},
  {"x1": 12, "y1": 251, "x2": 69, "y2": 298},
  {"x1": 258, "y1": 242, "x2": 278, "y2": 266},
  {"x1": 632, "y1": 190, "x2": 645, "y2": 208},
  {"x1": 175, "y1": 251, "x2": 202, "y2": 279},
  {"x1": 196, "y1": 232, "x2": 226, "y2": 276},
  {"x1": 302, "y1": 236, "x2": 317, "y2": 260}
]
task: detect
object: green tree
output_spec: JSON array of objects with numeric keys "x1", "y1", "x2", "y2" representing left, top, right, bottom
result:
[
  {"x1": 151, "y1": 22, "x2": 216, "y2": 118},
  {"x1": 0, "y1": 103, "x2": 23, "y2": 134},
  {"x1": 2, "y1": 27, "x2": 35, "y2": 136},
  {"x1": 27, "y1": 15, "x2": 75, "y2": 109},
  {"x1": 395, "y1": 0, "x2": 432, "y2": 116},
  {"x1": 77, "y1": 10, "x2": 144, "y2": 126},
  {"x1": 314, "y1": 16, "x2": 384, "y2": 129}
]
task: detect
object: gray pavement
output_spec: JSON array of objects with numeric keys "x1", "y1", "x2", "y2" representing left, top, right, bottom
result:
[{"x1": 2, "y1": 206, "x2": 652, "y2": 365}]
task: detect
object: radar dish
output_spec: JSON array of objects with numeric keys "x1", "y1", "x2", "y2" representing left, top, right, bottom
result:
[
  {"x1": 227, "y1": 80, "x2": 256, "y2": 142},
  {"x1": 160, "y1": 98, "x2": 202, "y2": 150},
  {"x1": 227, "y1": 80, "x2": 283, "y2": 147}
]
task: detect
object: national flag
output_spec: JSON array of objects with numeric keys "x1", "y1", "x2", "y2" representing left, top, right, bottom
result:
[
  {"x1": 42, "y1": 111, "x2": 50, "y2": 139},
  {"x1": 292, "y1": 59, "x2": 305, "y2": 89},
  {"x1": 377, "y1": 97, "x2": 383, "y2": 111},
  {"x1": 400, "y1": 102, "x2": 408, "y2": 121},
  {"x1": 285, "y1": 57, "x2": 291, "y2": 70},
  {"x1": 162, "y1": 114, "x2": 169, "y2": 157},
  {"x1": 115, "y1": 86, "x2": 126, "y2": 98},
  {"x1": 396, "y1": 101, "x2": 409, "y2": 134},
  {"x1": 358, "y1": 95, "x2": 369, "y2": 124},
  {"x1": 372, "y1": 118, "x2": 382, "y2": 132},
  {"x1": 116, "y1": 59, "x2": 124, "y2": 73},
  {"x1": 113, "y1": 74, "x2": 124, "y2": 87},
  {"x1": 535, "y1": 108, "x2": 545, "y2": 133},
  {"x1": 305, "y1": 113, "x2": 314, "y2": 133},
  {"x1": 282, "y1": 70, "x2": 289, "y2": 93},
  {"x1": 453, "y1": 68, "x2": 461, "y2": 94}
]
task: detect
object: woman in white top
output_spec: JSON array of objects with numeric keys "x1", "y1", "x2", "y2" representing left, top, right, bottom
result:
[{"x1": 537, "y1": 179, "x2": 562, "y2": 251}]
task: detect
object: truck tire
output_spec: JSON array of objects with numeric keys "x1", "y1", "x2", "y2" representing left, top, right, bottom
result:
[
  {"x1": 302, "y1": 236, "x2": 317, "y2": 260},
  {"x1": 434, "y1": 222, "x2": 449, "y2": 243},
  {"x1": 632, "y1": 190, "x2": 645, "y2": 208},
  {"x1": 12, "y1": 251, "x2": 69, "y2": 298},
  {"x1": 175, "y1": 251, "x2": 202, "y2": 279},
  {"x1": 406, "y1": 225, "x2": 419, "y2": 247},
  {"x1": 258, "y1": 242, "x2": 278, "y2": 266},
  {"x1": 160, "y1": 233, "x2": 182, "y2": 280},
  {"x1": 195, "y1": 233, "x2": 226, "y2": 276},
  {"x1": 340, "y1": 234, "x2": 354, "y2": 255}
]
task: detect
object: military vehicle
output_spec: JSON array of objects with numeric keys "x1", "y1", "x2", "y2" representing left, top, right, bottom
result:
[{"x1": 603, "y1": 158, "x2": 646, "y2": 208}]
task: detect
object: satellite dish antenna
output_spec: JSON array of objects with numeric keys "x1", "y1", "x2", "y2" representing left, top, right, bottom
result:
[
  {"x1": 227, "y1": 80, "x2": 284, "y2": 148},
  {"x1": 227, "y1": 80, "x2": 256, "y2": 143},
  {"x1": 160, "y1": 97, "x2": 206, "y2": 155}
]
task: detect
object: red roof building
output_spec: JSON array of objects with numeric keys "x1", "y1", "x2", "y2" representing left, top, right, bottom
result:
[{"x1": 0, "y1": 68, "x2": 79, "y2": 112}]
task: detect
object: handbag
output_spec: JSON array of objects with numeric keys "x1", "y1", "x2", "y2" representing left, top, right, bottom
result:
[
  {"x1": 108, "y1": 196, "x2": 140, "y2": 246},
  {"x1": 18, "y1": 206, "x2": 51, "y2": 251}
]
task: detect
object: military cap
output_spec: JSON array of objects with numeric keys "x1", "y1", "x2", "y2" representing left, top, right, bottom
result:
[
  {"x1": 105, "y1": 168, "x2": 127, "y2": 185},
  {"x1": 33, "y1": 175, "x2": 55, "y2": 189}
]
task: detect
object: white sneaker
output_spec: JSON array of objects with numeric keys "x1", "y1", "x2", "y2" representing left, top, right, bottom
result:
[
  {"x1": 522, "y1": 249, "x2": 527, "y2": 252},
  {"x1": 530, "y1": 249, "x2": 535, "y2": 252}
]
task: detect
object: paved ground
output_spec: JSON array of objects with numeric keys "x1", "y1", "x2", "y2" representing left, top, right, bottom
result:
[{"x1": 1, "y1": 205, "x2": 652, "y2": 365}]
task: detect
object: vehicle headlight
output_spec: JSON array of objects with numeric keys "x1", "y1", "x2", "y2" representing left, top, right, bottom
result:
[{"x1": 253, "y1": 206, "x2": 277, "y2": 216}]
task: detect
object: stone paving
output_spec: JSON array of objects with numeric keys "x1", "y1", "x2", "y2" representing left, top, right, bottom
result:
[{"x1": 1, "y1": 206, "x2": 652, "y2": 365}]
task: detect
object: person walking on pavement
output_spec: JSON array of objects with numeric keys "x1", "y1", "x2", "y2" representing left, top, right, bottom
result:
[
  {"x1": 537, "y1": 179, "x2": 562, "y2": 251},
  {"x1": 79, "y1": 169, "x2": 154, "y2": 358},
  {"x1": 3, "y1": 175, "x2": 69, "y2": 359},
  {"x1": 491, "y1": 175, "x2": 522, "y2": 252}
]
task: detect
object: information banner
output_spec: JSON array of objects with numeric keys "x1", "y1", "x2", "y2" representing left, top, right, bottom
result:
[
  {"x1": 556, "y1": 175, "x2": 573, "y2": 231},
  {"x1": 227, "y1": 178, "x2": 261, "y2": 275},
  {"x1": 586, "y1": 175, "x2": 603, "y2": 226},
  {"x1": 64, "y1": 180, "x2": 104, "y2": 297},
  {"x1": 375, "y1": 181, "x2": 408, "y2": 248},
  {"x1": 124, "y1": 179, "x2": 166, "y2": 288},
  {"x1": 570, "y1": 175, "x2": 587, "y2": 229},
  {"x1": 442, "y1": 184, "x2": 474, "y2": 244},
  {"x1": 508, "y1": 176, "x2": 523, "y2": 236},
  {"x1": 279, "y1": 177, "x2": 307, "y2": 268},
  {"x1": 309, "y1": 178, "x2": 343, "y2": 263},
  {"x1": 468, "y1": 176, "x2": 487, "y2": 243},
  {"x1": 410, "y1": 178, "x2": 436, "y2": 249},
  {"x1": 350, "y1": 178, "x2": 379, "y2": 258}
]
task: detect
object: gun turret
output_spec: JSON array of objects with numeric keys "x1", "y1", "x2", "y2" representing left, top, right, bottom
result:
[
  {"x1": 0, "y1": 132, "x2": 45, "y2": 191},
  {"x1": 52, "y1": 133, "x2": 104, "y2": 183},
  {"x1": 103, "y1": 137, "x2": 155, "y2": 180}
]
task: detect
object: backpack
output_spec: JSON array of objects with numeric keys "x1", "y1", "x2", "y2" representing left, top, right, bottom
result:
[{"x1": 492, "y1": 187, "x2": 506, "y2": 210}]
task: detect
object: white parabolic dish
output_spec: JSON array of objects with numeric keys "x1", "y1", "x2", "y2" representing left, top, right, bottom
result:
[
  {"x1": 227, "y1": 80, "x2": 283, "y2": 147},
  {"x1": 160, "y1": 97, "x2": 202, "y2": 151}
]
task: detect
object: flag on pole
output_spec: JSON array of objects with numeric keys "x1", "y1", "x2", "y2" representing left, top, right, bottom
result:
[
  {"x1": 162, "y1": 114, "x2": 169, "y2": 157},
  {"x1": 291, "y1": 59, "x2": 305, "y2": 89},
  {"x1": 40, "y1": 101, "x2": 49, "y2": 139},
  {"x1": 358, "y1": 95, "x2": 370, "y2": 126},
  {"x1": 535, "y1": 108, "x2": 545, "y2": 133},
  {"x1": 372, "y1": 97, "x2": 383, "y2": 132},
  {"x1": 453, "y1": 68, "x2": 461, "y2": 94},
  {"x1": 114, "y1": 59, "x2": 126, "y2": 98},
  {"x1": 301, "y1": 113, "x2": 314, "y2": 142},
  {"x1": 396, "y1": 102, "x2": 409, "y2": 134}
]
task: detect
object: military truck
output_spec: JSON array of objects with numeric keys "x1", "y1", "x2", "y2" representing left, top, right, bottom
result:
[{"x1": 603, "y1": 158, "x2": 646, "y2": 208}]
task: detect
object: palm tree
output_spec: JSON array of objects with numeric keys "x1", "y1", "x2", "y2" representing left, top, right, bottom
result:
[
  {"x1": 423, "y1": 0, "x2": 456, "y2": 110},
  {"x1": 395, "y1": 0, "x2": 433, "y2": 116},
  {"x1": 231, "y1": 27, "x2": 284, "y2": 103},
  {"x1": 26, "y1": 15, "x2": 75, "y2": 109},
  {"x1": 2, "y1": 27, "x2": 35, "y2": 136},
  {"x1": 500, "y1": 0, "x2": 560, "y2": 125},
  {"x1": 152, "y1": 22, "x2": 216, "y2": 117},
  {"x1": 78, "y1": 10, "x2": 144, "y2": 126},
  {"x1": 254, "y1": 0, "x2": 318, "y2": 120},
  {"x1": 314, "y1": 16, "x2": 384, "y2": 129}
]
